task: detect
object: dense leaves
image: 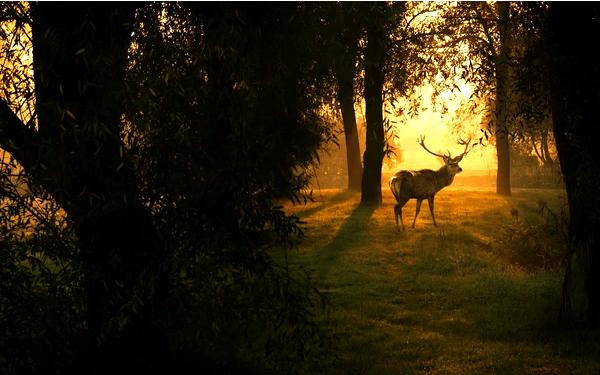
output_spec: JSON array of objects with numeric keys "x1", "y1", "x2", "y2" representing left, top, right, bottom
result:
[
  {"x1": 1, "y1": 3, "x2": 333, "y2": 373},
  {"x1": 125, "y1": 4, "x2": 335, "y2": 370}
]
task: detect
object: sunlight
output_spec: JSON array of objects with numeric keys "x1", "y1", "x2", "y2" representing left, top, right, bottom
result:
[
  {"x1": 386, "y1": 82, "x2": 496, "y2": 175},
  {"x1": 0, "y1": 16, "x2": 35, "y2": 126}
]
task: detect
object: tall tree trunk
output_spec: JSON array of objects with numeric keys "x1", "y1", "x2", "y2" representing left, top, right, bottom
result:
[
  {"x1": 336, "y1": 37, "x2": 362, "y2": 192},
  {"x1": 547, "y1": 2, "x2": 600, "y2": 324},
  {"x1": 495, "y1": 1, "x2": 511, "y2": 196},
  {"x1": 360, "y1": 5, "x2": 387, "y2": 206},
  {"x1": 30, "y1": 4, "x2": 170, "y2": 371}
]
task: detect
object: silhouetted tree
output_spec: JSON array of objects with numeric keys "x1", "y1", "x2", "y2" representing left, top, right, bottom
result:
[
  {"x1": 546, "y1": 2, "x2": 600, "y2": 324},
  {"x1": 494, "y1": 1, "x2": 511, "y2": 195},
  {"x1": 1, "y1": 3, "x2": 173, "y2": 372},
  {"x1": 511, "y1": 3, "x2": 556, "y2": 174},
  {"x1": 431, "y1": 2, "x2": 514, "y2": 195},
  {"x1": 1, "y1": 2, "x2": 332, "y2": 373},
  {"x1": 360, "y1": 3, "x2": 391, "y2": 206},
  {"x1": 331, "y1": 5, "x2": 363, "y2": 192}
]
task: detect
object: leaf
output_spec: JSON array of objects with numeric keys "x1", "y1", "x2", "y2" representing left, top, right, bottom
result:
[{"x1": 65, "y1": 110, "x2": 77, "y2": 121}]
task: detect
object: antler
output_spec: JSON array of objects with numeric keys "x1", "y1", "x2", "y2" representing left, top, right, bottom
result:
[
  {"x1": 452, "y1": 137, "x2": 473, "y2": 162},
  {"x1": 417, "y1": 135, "x2": 450, "y2": 160}
]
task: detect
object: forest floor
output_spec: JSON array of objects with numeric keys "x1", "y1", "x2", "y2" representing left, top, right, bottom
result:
[{"x1": 282, "y1": 186, "x2": 600, "y2": 374}]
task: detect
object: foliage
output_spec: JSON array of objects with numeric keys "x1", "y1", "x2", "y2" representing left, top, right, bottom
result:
[
  {"x1": 496, "y1": 199, "x2": 569, "y2": 269},
  {"x1": 1, "y1": 2, "x2": 334, "y2": 373},
  {"x1": 0, "y1": 2, "x2": 35, "y2": 124},
  {"x1": 405, "y1": 2, "x2": 555, "y2": 167},
  {"x1": 0, "y1": 153, "x2": 83, "y2": 374},
  {"x1": 1, "y1": 4, "x2": 83, "y2": 373},
  {"x1": 123, "y1": 3, "x2": 334, "y2": 371}
]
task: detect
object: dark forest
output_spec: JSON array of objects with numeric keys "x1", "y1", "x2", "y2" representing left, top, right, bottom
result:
[{"x1": 1, "y1": 2, "x2": 600, "y2": 374}]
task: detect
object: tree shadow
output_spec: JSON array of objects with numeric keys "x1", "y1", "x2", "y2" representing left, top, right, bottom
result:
[
  {"x1": 314, "y1": 203, "x2": 376, "y2": 274},
  {"x1": 295, "y1": 189, "x2": 359, "y2": 218}
]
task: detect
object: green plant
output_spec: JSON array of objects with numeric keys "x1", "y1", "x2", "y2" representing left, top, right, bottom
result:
[{"x1": 496, "y1": 200, "x2": 568, "y2": 269}]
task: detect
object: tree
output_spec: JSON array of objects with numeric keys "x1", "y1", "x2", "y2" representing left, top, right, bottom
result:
[
  {"x1": 126, "y1": 3, "x2": 334, "y2": 370},
  {"x1": 1, "y1": 3, "x2": 173, "y2": 371},
  {"x1": 546, "y1": 2, "x2": 600, "y2": 324},
  {"x1": 494, "y1": 1, "x2": 512, "y2": 195},
  {"x1": 425, "y1": 2, "x2": 516, "y2": 195},
  {"x1": 331, "y1": 5, "x2": 363, "y2": 192},
  {"x1": 1, "y1": 3, "x2": 332, "y2": 372},
  {"x1": 511, "y1": 3, "x2": 556, "y2": 174},
  {"x1": 360, "y1": 3, "x2": 393, "y2": 206}
]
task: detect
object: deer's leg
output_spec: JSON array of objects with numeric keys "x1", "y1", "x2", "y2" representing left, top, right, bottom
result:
[
  {"x1": 412, "y1": 199, "x2": 423, "y2": 228},
  {"x1": 428, "y1": 196, "x2": 437, "y2": 226},
  {"x1": 394, "y1": 204, "x2": 401, "y2": 231},
  {"x1": 394, "y1": 198, "x2": 410, "y2": 231}
]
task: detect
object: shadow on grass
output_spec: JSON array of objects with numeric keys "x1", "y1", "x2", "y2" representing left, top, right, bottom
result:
[
  {"x1": 396, "y1": 228, "x2": 600, "y2": 366},
  {"x1": 295, "y1": 189, "x2": 359, "y2": 218},
  {"x1": 315, "y1": 203, "x2": 376, "y2": 274}
]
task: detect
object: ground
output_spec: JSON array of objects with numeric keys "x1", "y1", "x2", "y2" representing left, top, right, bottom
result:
[{"x1": 282, "y1": 186, "x2": 600, "y2": 374}]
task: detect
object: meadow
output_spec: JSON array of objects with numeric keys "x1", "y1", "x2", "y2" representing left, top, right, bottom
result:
[{"x1": 283, "y1": 186, "x2": 600, "y2": 374}]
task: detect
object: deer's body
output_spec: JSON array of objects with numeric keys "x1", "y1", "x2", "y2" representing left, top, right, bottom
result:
[
  {"x1": 391, "y1": 168, "x2": 456, "y2": 199},
  {"x1": 390, "y1": 136, "x2": 471, "y2": 231}
]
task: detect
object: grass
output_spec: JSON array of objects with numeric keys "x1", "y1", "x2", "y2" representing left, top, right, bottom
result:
[{"x1": 282, "y1": 186, "x2": 600, "y2": 374}]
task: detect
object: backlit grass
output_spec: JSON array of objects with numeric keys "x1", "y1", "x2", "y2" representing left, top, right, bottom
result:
[{"x1": 283, "y1": 187, "x2": 600, "y2": 374}]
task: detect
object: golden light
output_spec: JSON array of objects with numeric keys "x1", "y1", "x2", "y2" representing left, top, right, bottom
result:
[{"x1": 386, "y1": 82, "x2": 496, "y2": 176}]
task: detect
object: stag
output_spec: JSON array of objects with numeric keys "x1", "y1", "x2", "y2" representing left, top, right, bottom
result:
[{"x1": 389, "y1": 136, "x2": 472, "y2": 230}]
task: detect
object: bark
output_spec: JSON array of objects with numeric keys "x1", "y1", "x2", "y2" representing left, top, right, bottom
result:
[
  {"x1": 335, "y1": 35, "x2": 362, "y2": 192},
  {"x1": 495, "y1": 1, "x2": 511, "y2": 196},
  {"x1": 1, "y1": 4, "x2": 171, "y2": 371},
  {"x1": 360, "y1": 5, "x2": 387, "y2": 206},
  {"x1": 547, "y1": 2, "x2": 600, "y2": 324}
]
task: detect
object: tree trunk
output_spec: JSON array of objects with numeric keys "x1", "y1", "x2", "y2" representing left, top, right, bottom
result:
[
  {"x1": 540, "y1": 129, "x2": 554, "y2": 169},
  {"x1": 336, "y1": 39, "x2": 362, "y2": 192},
  {"x1": 30, "y1": 4, "x2": 171, "y2": 371},
  {"x1": 547, "y1": 2, "x2": 600, "y2": 324},
  {"x1": 495, "y1": 1, "x2": 511, "y2": 196},
  {"x1": 360, "y1": 5, "x2": 387, "y2": 206}
]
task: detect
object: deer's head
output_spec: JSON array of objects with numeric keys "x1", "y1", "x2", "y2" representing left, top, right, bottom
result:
[{"x1": 418, "y1": 135, "x2": 472, "y2": 176}]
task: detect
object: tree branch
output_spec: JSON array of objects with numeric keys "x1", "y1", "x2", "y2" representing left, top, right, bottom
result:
[
  {"x1": 0, "y1": 98, "x2": 38, "y2": 170},
  {"x1": 473, "y1": 5, "x2": 497, "y2": 58},
  {"x1": 532, "y1": 138, "x2": 544, "y2": 163}
]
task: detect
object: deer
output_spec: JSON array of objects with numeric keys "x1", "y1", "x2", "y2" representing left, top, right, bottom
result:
[{"x1": 389, "y1": 136, "x2": 472, "y2": 231}]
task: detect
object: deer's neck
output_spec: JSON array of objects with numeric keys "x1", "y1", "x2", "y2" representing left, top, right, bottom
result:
[{"x1": 436, "y1": 166, "x2": 456, "y2": 189}]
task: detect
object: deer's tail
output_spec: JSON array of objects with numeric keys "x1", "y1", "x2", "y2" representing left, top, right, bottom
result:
[{"x1": 389, "y1": 175, "x2": 402, "y2": 202}]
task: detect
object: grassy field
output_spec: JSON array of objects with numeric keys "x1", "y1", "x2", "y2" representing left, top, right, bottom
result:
[{"x1": 283, "y1": 186, "x2": 600, "y2": 374}]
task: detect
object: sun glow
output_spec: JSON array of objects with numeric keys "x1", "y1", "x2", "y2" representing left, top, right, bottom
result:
[{"x1": 385, "y1": 82, "x2": 496, "y2": 176}]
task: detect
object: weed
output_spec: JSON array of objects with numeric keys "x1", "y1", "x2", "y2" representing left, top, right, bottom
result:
[{"x1": 497, "y1": 199, "x2": 569, "y2": 269}]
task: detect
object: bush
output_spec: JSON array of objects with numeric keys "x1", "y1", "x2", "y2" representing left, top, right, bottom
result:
[
  {"x1": 496, "y1": 199, "x2": 569, "y2": 269},
  {"x1": 0, "y1": 170, "x2": 83, "y2": 374}
]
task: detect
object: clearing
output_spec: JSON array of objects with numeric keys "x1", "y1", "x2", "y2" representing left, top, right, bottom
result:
[{"x1": 284, "y1": 186, "x2": 600, "y2": 374}]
